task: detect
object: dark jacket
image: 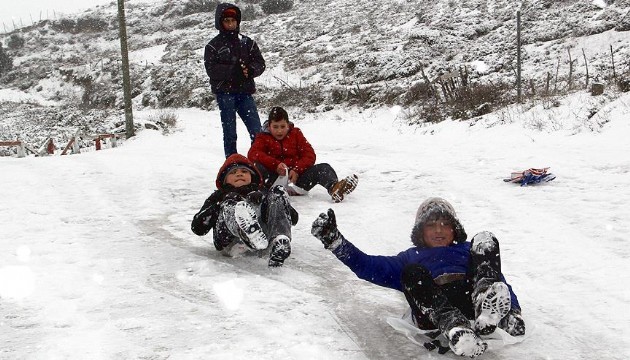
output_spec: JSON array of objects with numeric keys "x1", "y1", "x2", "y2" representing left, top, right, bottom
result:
[
  {"x1": 204, "y1": 3, "x2": 265, "y2": 94},
  {"x1": 247, "y1": 121, "x2": 317, "y2": 175},
  {"x1": 331, "y1": 237, "x2": 521, "y2": 311},
  {"x1": 191, "y1": 154, "x2": 297, "y2": 236}
]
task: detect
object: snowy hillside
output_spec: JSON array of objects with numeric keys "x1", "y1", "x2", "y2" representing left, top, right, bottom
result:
[
  {"x1": 0, "y1": 0, "x2": 629, "y2": 147},
  {"x1": 1, "y1": 90, "x2": 630, "y2": 359}
]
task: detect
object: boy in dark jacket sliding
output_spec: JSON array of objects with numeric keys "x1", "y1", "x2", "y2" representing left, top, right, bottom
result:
[
  {"x1": 248, "y1": 106, "x2": 358, "y2": 203},
  {"x1": 191, "y1": 154, "x2": 298, "y2": 267},
  {"x1": 204, "y1": 3, "x2": 266, "y2": 158},
  {"x1": 311, "y1": 197, "x2": 526, "y2": 357}
]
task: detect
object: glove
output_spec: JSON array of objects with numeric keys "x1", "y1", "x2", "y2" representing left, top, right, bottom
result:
[
  {"x1": 500, "y1": 309, "x2": 526, "y2": 336},
  {"x1": 311, "y1": 209, "x2": 342, "y2": 249},
  {"x1": 246, "y1": 190, "x2": 264, "y2": 205}
]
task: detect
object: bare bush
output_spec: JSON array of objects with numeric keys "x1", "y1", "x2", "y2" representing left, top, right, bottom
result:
[{"x1": 260, "y1": 0, "x2": 294, "y2": 15}]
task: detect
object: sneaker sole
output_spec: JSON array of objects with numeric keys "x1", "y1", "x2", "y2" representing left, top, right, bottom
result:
[
  {"x1": 234, "y1": 202, "x2": 268, "y2": 250},
  {"x1": 474, "y1": 282, "x2": 511, "y2": 334}
]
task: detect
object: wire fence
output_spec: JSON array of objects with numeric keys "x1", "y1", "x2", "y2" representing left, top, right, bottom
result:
[{"x1": 2, "y1": 9, "x2": 62, "y2": 34}]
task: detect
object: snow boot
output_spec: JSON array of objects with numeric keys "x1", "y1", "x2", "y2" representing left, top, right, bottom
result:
[
  {"x1": 473, "y1": 281, "x2": 511, "y2": 335},
  {"x1": 234, "y1": 201, "x2": 268, "y2": 250},
  {"x1": 499, "y1": 309, "x2": 526, "y2": 336},
  {"x1": 470, "y1": 231, "x2": 511, "y2": 335},
  {"x1": 268, "y1": 235, "x2": 291, "y2": 267},
  {"x1": 329, "y1": 174, "x2": 358, "y2": 203},
  {"x1": 447, "y1": 327, "x2": 488, "y2": 358}
]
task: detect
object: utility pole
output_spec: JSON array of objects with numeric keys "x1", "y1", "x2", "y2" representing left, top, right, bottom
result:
[{"x1": 117, "y1": 0, "x2": 135, "y2": 138}]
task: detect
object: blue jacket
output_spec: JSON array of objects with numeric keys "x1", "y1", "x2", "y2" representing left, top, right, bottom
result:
[{"x1": 332, "y1": 237, "x2": 521, "y2": 310}]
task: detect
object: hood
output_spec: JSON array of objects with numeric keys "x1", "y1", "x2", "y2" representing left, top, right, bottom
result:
[
  {"x1": 215, "y1": 3, "x2": 241, "y2": 33},
  {"x1": 215, "y1": 153, "x2": 262, "y2": 189},
  {"x1": 410, "y1": 197, "x2": 467, "y2": 248}
]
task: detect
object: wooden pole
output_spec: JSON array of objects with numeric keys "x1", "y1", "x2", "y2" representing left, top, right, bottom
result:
[
  {"x1": 582, "y1": 48, "x2": 589, "y2": 89},
  {"x1": 117, "y1": 0, "x2": 135, "y2": 139}
]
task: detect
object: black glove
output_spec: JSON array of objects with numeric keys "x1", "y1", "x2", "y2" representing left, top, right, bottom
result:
[
  {"x1": 246, "y1": 190, "x2": 264, "y2": 205},
  {"x1": 500, "y1": 309, "x2": 526, "y2": 336},
  {"x1": 311, "y1": 209, "x2": 342, "y2": 249}
]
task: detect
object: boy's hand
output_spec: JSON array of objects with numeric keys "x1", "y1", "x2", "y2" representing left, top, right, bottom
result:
[
  {"x1": 288, "y1": 169, "x2": 298, "y2": 183},
  {"x1": 276, "y1": 163, "x2": 289, "y2": 175},
  {"x1": 311, "y1": 209, "x2": 342, "y2": 249}
]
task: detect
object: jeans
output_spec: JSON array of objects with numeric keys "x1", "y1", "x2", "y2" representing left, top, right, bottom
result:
[{"x1": 216, "y1": 93, "x2": 262, "y2": 158}]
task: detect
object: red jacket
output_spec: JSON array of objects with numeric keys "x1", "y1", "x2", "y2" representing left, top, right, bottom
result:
[{"x1": 248, "y1": 123, "x2": 316, "y2": 175}]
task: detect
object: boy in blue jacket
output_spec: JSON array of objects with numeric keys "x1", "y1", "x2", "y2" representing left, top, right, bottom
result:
[{"x1": 311, "y1": 197, "x2": 525, "y2": 358}]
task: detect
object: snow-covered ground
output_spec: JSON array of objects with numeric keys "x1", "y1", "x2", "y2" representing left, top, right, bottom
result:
[{"x1": 1, "y1": 91, "x2": 630, "y2": 359}]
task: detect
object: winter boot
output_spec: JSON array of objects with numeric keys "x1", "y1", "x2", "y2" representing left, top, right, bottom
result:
[
  {"x1": 401, "y1": 264, "x2": 487, "y2": 357},
  {"x1": 470, "y1": 231, "x2": 511, "y2": 335},
  {"x1": 446, "y1": 327, "x2": 488, "y2": 358},
  {"x1": 329, "y1": 174, "x2": 359, "y2": 203},
  {"x1": 234, "y1": 201, "x2": 268, "y2": 250},
  {"x1": 473, "y1": 281, "x2": 511, "y2": 335},
  {"x1": 268, "y1": 235, "x2": 291, "y2": 267},
  {"x1": 499, "y1": 308, "x2": 526, "y2": 336}
]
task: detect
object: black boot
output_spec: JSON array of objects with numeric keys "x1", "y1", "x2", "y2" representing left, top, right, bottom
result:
[
  {"x1": 402, "y1": 264, "x2": 487, "y2": 357},
  {"x1": 470, "y1": 231, "x2": 511, "y2": 335}
]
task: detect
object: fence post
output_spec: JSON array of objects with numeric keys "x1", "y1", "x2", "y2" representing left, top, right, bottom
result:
[
  {"x1": 111, "y1": 135, "x2": 118, "y2": 148},
  {"x1": 72, "y1": 137, "x2": 80, "y2": 154},
  {"x1": 16, "y1": 141, "x2": 26, "y2": 158},
  {"x1": 47, "y1": 138, "x2": 55, "y2": 155},
  {"x1": 95, "y1": 136, "x2": 102, "y2": 151}
]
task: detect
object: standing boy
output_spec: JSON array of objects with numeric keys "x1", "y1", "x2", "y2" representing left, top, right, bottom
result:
[{"x1": 204, "y1": 3, "x2": 266, "y2": 158}]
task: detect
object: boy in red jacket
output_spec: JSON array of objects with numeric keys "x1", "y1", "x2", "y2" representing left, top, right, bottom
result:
[{"x1": 248, "y1": 106, "x2": 358, "y2": 202}]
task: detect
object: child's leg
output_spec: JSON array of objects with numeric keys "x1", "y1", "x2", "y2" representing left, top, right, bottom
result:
[
  {"x1": 401, "y1": 264, "x2": 487, "y2": 357},
  {"x1": 470, "y1": 231, "x2": 511, "y2": 335},
  {"x1": 216, "y1": 93, "x2": 238, "y2": 157},
  {"x1": 261, "y1": 186, "x2": 293, "y2": 266},
  {"x1": 234, "y1": 94, "x2": 262, "y2": 144},
  {"x1": 220, "y1": 198, "x2": 268, "y2": 250},
  {"x1": 294, "y1": 163, "x2": 338, "y2": 191}
]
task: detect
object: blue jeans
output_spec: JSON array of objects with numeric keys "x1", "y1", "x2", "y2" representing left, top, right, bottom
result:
[{"x1": 216, "y1": 93, "x2": 262, "y2": 158}]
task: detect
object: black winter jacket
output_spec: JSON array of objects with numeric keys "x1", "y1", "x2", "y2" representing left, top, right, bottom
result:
[{"x1": 203, "y1": 3, "x2": 265, "y2": 94}]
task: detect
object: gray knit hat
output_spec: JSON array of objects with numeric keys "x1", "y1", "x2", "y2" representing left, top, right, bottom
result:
[{"x1": 410, "y1": 197, "x2": 467, "y2": 247}]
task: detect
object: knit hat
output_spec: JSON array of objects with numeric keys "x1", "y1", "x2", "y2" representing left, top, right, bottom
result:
[
  {"x1": 410, "y1": 197, "x2": 467, "y2": 247},
  {"x1": 222, "y1": 8, "x2": 238, "y2": 19}
]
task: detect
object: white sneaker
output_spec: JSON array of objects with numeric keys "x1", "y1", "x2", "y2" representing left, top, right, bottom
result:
[
  {"x1": 234, "y1": 201, "x2": 268, "y2": 250},
  {"x1": 474, "y1": 282, "x2": 511, "y2": 335},
  {"x1": 447, "y1": 327, "x2": 487, "y2": 358}
]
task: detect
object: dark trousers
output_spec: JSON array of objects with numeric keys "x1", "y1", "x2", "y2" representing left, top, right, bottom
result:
[
  {"x1": 216, "y1": 93, "x2": 262, "y2": 158},
  {"x1": 254, "y1": 162, "x2": 338, "y2": 191},
  {"x1": 401, "y1": 234, "x2": 502, "y2": 330},
  {"x1": 212, "y1": 187, "x2": 292, "y2": 250}
]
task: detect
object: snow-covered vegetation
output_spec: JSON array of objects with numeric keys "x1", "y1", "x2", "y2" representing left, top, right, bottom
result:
[{"x1": 0, "y1": 0, "x2": 629, "y2": 150}]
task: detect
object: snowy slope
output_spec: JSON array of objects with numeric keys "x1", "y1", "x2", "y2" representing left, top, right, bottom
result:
[{"x1": 1, "y1": 90, "x2": 630, "y2": 359}]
